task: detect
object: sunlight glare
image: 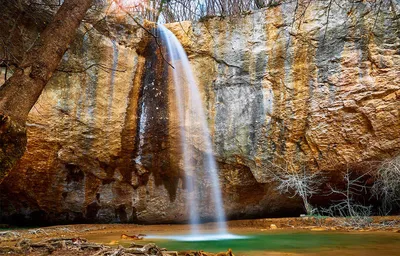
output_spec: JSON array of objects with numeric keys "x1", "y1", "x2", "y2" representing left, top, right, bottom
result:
[{"x1": 109, "y1": 0, "x2": 142, "y2": 12}]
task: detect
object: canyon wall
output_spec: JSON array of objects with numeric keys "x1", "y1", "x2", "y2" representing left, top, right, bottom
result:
[{"x1": 0, "y1": 1, "x2": 399, "y2": 224}]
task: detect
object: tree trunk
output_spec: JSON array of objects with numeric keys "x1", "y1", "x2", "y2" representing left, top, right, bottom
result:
[
  {"x1": 254, "y1": 0, "x2": 266, "y2": 9},
  {"x1": 0, "y1": 0, "x2": 93, "y2": 183}
]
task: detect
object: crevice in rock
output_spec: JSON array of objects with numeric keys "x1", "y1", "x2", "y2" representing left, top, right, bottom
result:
[{"x1": 189, "y1": 50, "x2": 242, "y2": 69}]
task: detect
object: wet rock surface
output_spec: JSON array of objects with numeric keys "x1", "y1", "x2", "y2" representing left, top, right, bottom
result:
[{"x1": 0, "y1": 1, "x2": 399, "y2": 224}]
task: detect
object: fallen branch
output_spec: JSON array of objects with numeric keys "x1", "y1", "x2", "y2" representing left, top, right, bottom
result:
[
  {"x1": 8, "y1": 237, "x2": 168, "y2": 255},
  {"x1": 28, "y1": 228, "x2": 49, "y2": 236},
  {"x1": 0, "y1": 231, "x2": 21, "y2": 239}
]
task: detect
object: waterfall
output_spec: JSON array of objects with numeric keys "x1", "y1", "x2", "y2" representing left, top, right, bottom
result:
[{"x1": 158, "y1": 24, "x2": 228, "y2": 236}]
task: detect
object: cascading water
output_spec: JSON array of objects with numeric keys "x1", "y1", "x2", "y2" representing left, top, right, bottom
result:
[{"x1": 158, "y1": 24, "x2": 229, "y2": 238}]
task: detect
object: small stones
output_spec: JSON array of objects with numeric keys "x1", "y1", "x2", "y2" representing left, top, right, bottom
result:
[
  {"x1": 121, "y1": 233, "x2": 146, "y2": 240},
  {"x1": 270, "y1": 224, "x2": 278, "y2": 230}
]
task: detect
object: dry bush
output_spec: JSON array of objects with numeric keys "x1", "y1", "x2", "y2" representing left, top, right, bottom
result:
[
  {"x1": 372, "y1": 155, "x2": 400, "y2": 215},
  {"x1": 266, "y1": 160, "x2": 324, "y2": 215},
  {"x1": 323, "y1": 170, "x2": 373, "y2": 228}
]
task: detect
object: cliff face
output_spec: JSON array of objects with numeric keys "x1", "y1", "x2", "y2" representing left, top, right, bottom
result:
[{"x1": 1, "y1": 1, "x2": 399, "y2": 224}]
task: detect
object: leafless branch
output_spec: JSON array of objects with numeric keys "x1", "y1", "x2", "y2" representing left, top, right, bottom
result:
[
  {"x1": 323, "y1": 169, "x2": 373, "y2": 228},
  {"x1": 372, "y1": 155, "x2": 400, "y2": 215},
  {"x1": 265, "y1": 159, "x2": 325, "y2": 215},
  {"x1": 111, "y1": 0, "x2": 175, "y2": 70},
  {"x1": 56, "y1": 63, "x2": 126, "y2": 74}
]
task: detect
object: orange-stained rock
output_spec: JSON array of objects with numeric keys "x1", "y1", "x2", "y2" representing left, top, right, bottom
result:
[{"x1": 0, "y1": 1, "x2": 399, "y2": 224}]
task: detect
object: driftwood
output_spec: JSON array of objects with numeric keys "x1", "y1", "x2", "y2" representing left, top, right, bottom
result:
[
  {"x1": 7, "y1": 237, "x2": 165, "y2": 255},
  {"x1": 0, "y1": 246, "x2": 23, "y2": 254},
  {"x1": 179, "y1": 249, "x2": 234, "y2": 256},
  {"x1": 2, "y1": 237, "x2": 234, "y2": 256},
  {"x1": 91, "y1": 243, "x2": 164, "y2": 255},
  {"x1": 28, "y1": 228, "x2": 49, "y2": 236},
  {"x1": 0, "y1": 230, "x2": 21, "y2": 239}
]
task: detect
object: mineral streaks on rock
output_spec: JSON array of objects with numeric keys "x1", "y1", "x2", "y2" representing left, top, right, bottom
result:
[
  {"x1": 172, "y1": 1, "x2": 400, "y2": 181},
  {"x1": 0, "y1": 1, "x2": 399, "y2": 224}
]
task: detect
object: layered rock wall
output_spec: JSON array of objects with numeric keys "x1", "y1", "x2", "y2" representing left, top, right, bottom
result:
[{"x1": 0, "y1": 1, "x2": 399, "y2": 224}]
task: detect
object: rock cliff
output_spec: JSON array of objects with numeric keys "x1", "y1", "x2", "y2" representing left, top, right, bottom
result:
[{"x1": 1, "y1": 1, "x2": 399, "y2": 224}]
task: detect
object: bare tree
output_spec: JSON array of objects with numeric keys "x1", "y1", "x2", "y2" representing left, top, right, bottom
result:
[
  {"x1": 110, "y1": 0, "x2": 283, "y2": 23},
  {"x1": 0, "y1": 0, "x2": 94, "y2": 183},
  {"x1": 267, "y1": 161, "x2": 324, "y2": 215},
  {"x1": 0, "y1": 0, "x2": 175, "y2": 183},
  {"x1": 372, "y1": 155, "x2": 400, "y2": 215},
  {"x1": 324, "y1": 169, "x2": 373, "y2": 228}
]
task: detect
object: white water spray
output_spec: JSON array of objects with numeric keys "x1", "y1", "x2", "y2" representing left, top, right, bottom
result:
[{"x1": 158, "y1": 24, "x2": 228, "y2": 237}]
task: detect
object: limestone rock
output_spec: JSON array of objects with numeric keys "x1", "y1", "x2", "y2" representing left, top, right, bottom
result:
[
  {"x1": 270, "y1": 224, "x2": 278, "y2": 230},
  {"x1": 0, "y1": 1, "x2": 399, "y2": 224}
]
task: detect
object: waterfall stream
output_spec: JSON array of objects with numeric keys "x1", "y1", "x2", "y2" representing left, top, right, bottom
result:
[{"x1": 158, "y1": 24, "x2": 228, "y2": 237}]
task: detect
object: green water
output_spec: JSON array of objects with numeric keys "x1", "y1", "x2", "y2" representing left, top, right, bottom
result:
[{"x1": 152, "y1": 232, "x2": 400, "y2": 254}]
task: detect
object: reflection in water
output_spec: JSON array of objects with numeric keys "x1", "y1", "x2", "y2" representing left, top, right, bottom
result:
[
  {"x1": 152, "y1": 231, "x2": 400, "y2": 254},
  {"x1": 85, "y1": 228, "x2": 400, "y2": 256}
]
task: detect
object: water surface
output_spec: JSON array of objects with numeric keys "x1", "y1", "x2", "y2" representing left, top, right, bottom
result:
[
  {"x1": 84, "y1": 227, "x2": 400, "y2": 256},
  {"x1": 151, "y1": 231, "x2": 400, "y2": 255}
]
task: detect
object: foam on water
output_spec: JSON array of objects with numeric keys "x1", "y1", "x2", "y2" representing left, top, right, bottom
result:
[{"x1": 146, "y1": 233, "x2": 248, "y2": 242}]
